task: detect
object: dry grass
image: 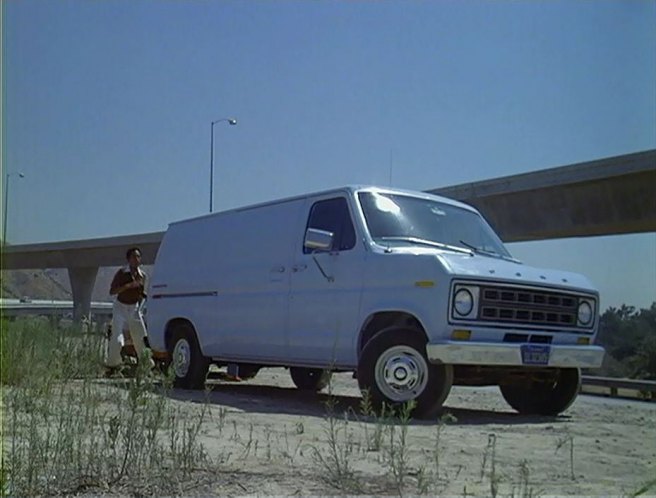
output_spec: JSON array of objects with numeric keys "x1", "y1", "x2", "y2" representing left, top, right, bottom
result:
[
  {"x1": 1, "y1": 318, "x2": 212, "y2": 496},
  {"x1": 2, "y1": 317, "x2": 653, "y2": 496}
]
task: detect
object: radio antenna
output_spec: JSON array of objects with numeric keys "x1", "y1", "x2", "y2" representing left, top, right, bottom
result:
[{"x1": 389, "y1": 149, "x2": 393, "y2": 187}]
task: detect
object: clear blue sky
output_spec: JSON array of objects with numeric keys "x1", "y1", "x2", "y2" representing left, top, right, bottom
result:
[{"x1": 3, "y1": 0, "x2": 655, "y2": 309}]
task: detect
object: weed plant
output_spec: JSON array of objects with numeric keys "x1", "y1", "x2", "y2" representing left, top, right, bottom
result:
[
  {"x1": 554, "y1": 432, "x2": 576, "y2": 480},
  {"x1": 383, "y1": 401, "x2": 415, "y2": 496},
  {"x1": 1, "y1": 318, "x2": 210, "y2": 496},
  {"x1": 310, "y1": 388, "x2": 362, "y2": 493}
]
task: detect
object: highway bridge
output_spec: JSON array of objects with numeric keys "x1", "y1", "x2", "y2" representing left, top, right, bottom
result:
[
  {"x1": 430, "y1": 149, "x2": 655, "y2": 241},
  {"x1": 3, "y1": 149, "x2": 655, "y2": 320}
]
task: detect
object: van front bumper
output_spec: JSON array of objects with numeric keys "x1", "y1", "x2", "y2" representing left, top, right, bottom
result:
[{"x1": 426, "y1": 342, "x2": 605, "y2": 368}]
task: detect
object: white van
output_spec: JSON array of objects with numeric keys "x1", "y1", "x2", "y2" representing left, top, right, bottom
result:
[{"x1": 147, "y1": 186, "x2": 604, "y2": 417}]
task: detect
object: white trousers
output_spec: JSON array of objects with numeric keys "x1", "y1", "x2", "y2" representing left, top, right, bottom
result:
[{"x1": 106, "y1": 301, "x2": 148, "y2": 367}]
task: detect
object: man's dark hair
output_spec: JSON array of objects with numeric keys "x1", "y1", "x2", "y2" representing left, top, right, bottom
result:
[{"x1": 126, "y1": 247, "x2": 142, "y2": 260}]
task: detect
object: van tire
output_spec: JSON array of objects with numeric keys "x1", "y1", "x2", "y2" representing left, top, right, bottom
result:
[
  {"x1": 238, "y1": 365, "x2": 260, "y2": 380},
  {"x1": 168, "y1": 323, "x2": 209, "y2": 390},
  {"x1": 358, "y1": 327, "x2": 453, "y2": 419},
  {"x1": 499, "y1": 368, "x2": 581, "y2": 416},
  {"x1": 290, "y1": 367, "x2": 332, "y2": 391}
]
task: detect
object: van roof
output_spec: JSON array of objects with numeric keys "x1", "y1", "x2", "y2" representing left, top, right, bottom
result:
[{"x1": 169, "y1": 185, "x2": 477, "y2": 226}]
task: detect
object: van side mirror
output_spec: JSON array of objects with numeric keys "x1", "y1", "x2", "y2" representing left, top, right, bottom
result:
[{"x1": 304, "y1": 228, "x2": 334, "y2": 252}]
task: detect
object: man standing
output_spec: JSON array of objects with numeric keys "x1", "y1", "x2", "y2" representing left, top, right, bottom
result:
[{"x1": 106, "y1": 247, "x2": 151, "y2": 374}]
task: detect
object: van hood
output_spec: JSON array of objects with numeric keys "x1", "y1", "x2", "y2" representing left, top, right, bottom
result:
[
  {"x1": 385, "y1": 245, "x2": 596, "y2": 293},
  {"x1": 436, "y1": 251, "x2": 596, "y2": 293}
]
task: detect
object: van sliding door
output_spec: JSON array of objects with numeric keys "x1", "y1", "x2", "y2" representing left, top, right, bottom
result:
[{"x1": 207, "y1": 200, "x2": 302, "y2": 360}]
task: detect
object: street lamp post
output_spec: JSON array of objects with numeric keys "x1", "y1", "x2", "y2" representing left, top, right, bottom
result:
[
  {"x1": 3, "y1": 172, "x2": 25, "y2": 245},
  {"x1": 210, "y1": 118, "x2": 237, "y2": 212}
]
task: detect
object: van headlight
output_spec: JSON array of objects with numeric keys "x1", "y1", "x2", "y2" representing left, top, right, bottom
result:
[
  {"x1": 452, "y1": 285, "x2": 479, "y2": 319},
  {"x1": 454, "y1": 289, "x2": 474, "y2": 316},
  {"x1": 577, "y1": 300, "x2": 594, "y2": 326}
]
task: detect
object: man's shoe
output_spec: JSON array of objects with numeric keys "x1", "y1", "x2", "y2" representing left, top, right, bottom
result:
[{"x1": 104, "y1": 366, "x2": 120, "y2": 378}]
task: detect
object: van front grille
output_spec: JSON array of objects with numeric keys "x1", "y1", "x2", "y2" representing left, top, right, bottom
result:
[{"x1": 478, "y1": 286, "x2": 578, "y2": 328}]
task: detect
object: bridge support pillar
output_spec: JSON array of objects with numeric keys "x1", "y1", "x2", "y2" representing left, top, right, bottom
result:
[{"x1": 68, "y1": 266, "x2": 99, "y2": 322}]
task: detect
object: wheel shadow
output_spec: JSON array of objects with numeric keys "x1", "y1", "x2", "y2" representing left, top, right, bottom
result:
[
  {"x1": 170, "y1": 381, "x2": 362, "y2": 418},
  {"x1": 441, "y1": 406, "x2": 570, "y2": 426},
  {"x1": 103, "y1": 375, "x2": 569, "y2": 426}
]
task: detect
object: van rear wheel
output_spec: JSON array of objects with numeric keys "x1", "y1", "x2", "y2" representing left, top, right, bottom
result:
[
  {"x1": 358, "y1": 327, "x2": 453, "y2": 419},
  {"x1": 168, "y1": 323, "x2": 209, "y2": 389},
  {"x1": 499, "y1": 367, "x2": 581, "y2": 416},
  {"x1": 290, "y1": 367, "x2": 332, "y2": 391},
  {"x1": 237, "y1": 364, "x2": 260, "y2": 380}
]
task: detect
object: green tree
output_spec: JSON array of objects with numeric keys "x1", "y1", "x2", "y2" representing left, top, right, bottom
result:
[{"x1": 596, "y1": 302, "x2": 656, "y2": 379}]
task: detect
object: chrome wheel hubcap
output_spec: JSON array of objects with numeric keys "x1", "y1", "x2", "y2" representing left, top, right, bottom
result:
[
  {"x1": 375, "y1": 345, "x2": 428, "y2": 402},
  {"x1": 172, "y1": 338, "x2": 191, "y2": 378}
]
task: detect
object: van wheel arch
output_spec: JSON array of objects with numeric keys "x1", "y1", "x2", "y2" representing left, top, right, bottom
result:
[{"x1": 358, "y1": 311, "x2": 428, "y2": 358}]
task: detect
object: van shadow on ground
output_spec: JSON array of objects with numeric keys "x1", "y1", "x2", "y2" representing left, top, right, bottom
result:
[{"x1": 151, "y1": 380, "x2": 569, "y2": 427}]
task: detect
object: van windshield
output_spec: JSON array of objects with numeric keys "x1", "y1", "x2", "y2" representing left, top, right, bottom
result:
[{"x1": 358, "y1": 192, "x2": 512, "y2": 259}]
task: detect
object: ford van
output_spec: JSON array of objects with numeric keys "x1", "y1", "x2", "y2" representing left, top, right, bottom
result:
[{"x1": 147, "y1": 186, "x2": 605, "y2": 417}]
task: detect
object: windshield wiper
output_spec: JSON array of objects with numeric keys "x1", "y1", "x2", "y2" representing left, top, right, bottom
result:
[
  {"x1": 379, "y1": 236, "x2": 472, "y2": 255},
  {"x1": 459, "y1": 240, "x2": 520, "y2": 262}
]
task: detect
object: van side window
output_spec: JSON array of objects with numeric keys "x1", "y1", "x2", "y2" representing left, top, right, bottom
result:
[{"x1": 304, "y1": 197, "x2": 356, "y2": 253}]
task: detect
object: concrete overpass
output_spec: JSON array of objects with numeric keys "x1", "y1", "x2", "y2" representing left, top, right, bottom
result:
[
  {"x1": 2, "y1": 231, "x2": 163, "y2": 321},
  {"x1": 429, "y1": 149, "x2": 656, "y2": 242},
  {"x1": 2, "y1": 149, "x2": 655, "y2": 320}
]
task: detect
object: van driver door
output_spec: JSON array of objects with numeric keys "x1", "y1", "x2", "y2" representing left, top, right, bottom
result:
[{"x1": 287, "y1": 195, "x2": 365, "y2": 367}]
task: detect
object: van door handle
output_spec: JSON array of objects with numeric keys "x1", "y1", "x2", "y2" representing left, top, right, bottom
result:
[
  {"x1": 270, "y1": 266, "x2": 286, "y2": 273},
  {"x1": 292, "y1": 264, "x2": 307, "y2": 272}
]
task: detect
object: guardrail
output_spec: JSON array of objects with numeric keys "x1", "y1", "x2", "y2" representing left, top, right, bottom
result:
[
  {"x1": 581, "y1": 375, "x2": 656, "y2": 401},
  {"x1": 1, "y1": 299, "x2": 113, "y2": 319}
]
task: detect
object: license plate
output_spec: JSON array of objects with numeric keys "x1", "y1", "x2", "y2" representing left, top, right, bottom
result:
[{"x1": 521, "y1": 345, "x2": 551, "y2": 366}]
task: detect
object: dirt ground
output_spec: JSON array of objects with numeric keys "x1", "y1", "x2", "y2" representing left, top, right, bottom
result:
[{"x1": 96, "y1": 368, "x2": 656, "y2": 497}]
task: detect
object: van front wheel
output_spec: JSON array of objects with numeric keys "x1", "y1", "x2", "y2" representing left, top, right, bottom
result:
[
  {"x1": 499, "y1": 368, "x2": 581, "y2": 416},
  {"x1": 168, "y1": 324, "x2": 209, "y2": 390},
  {"x1": 358, "y1": 327, "x2": 453, "y2": 419},
  {"x1": 290, "y1": 367, "x2": 332, "y2": 391}
]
